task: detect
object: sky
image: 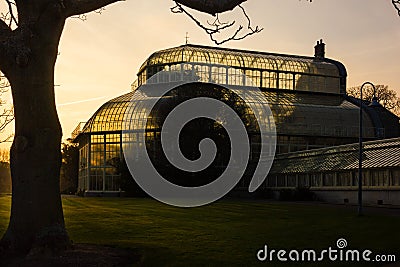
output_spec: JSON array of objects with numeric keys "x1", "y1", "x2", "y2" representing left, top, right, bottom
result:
[{"x1": 1, "y1": 0, "x2": 400, "y2": 149}]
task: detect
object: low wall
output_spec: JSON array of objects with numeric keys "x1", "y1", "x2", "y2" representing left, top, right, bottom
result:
[
  {"x1": 270, "y1": 188, "x2": 400, "y2": 206},
  {"x1": 313, "y1": 189, "x2": 400, "y2": 206}
]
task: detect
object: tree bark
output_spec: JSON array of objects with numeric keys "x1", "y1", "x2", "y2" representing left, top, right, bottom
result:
[{"x1": 0, "y1": 2, "x2": 70, "y2": 255}]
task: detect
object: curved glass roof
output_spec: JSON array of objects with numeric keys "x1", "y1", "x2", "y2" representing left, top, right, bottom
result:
[
  {"x1": 139, "y1": 44, "x2": 341, "y2": 78},
  {"x1": 80, "y1": 89, "x2": 374, "y2": 138},
  {"x1": 81, "y1": 92, "x2": 134, "y2": 134},
  {"x1": 136, "y1": 44, "x2": 345, "y2": 94}
]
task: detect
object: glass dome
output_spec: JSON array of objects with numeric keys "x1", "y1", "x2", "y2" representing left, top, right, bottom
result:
[{"x1": 136, "y1": 44, "x2": 346, "y2": 95}]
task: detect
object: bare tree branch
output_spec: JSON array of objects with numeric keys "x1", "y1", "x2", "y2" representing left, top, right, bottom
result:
[
  {"x1": 0, "y1": 73, "x2": 13, "y2": 139},
  {"x1": 0, "y1": 133, "x2": 13, "y2": 143},
  {"x1": 0, "y1": 108, "x2": 13, "y2": 132},
  {"x1": 393, "y1": 0, "x2": 400, "y2": 16},
  {"x1": 70, "y1": 7, "x2": 106, "y2": 21},
  {"x1": 175, "y1": 0, "x2": 247, "y2": 16},
  {"x1": 172, "y1": 1, "x2": 262, "y2": 45},
  {"x1": 172, "y1": 3, "x2": 234, "y2": 34},
  {"x1": 4, "y1": 0, "x2": 18, "y2": 27},
  {"x1": 0, "y1": 2, "x2": 13, "y2": 39},
  {"x1": 63, "y1": 0, "x2": 124, "y2": 18}
]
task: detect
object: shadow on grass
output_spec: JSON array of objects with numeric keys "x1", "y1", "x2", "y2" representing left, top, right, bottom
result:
[{"x1": 0, "y1": 243, "x2": 180, "y2": 267}]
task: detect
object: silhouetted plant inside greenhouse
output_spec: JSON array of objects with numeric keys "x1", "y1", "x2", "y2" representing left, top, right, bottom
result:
[{"x1": 107, "y1": 156, "x2": 147, "y2": 197}]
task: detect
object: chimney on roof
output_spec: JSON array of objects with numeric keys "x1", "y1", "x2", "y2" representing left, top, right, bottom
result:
[{"x1": 314, "y1": 39, "x2": 325, "y2": 59}]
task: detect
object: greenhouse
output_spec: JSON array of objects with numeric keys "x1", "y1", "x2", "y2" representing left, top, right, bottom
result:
[
  {"x1": 72, "y1": 43, "x2": 400, "y2": 196},
  {"x1": 267, "y1": 137, "x2": 400, "y2": 205}
]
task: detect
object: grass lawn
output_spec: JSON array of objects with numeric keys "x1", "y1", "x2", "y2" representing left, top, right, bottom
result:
[{"x1": 0, "y1": 196, "x2": 399, "y2": 267}]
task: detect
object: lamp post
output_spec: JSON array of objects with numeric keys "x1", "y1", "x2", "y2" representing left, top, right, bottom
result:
[{"x1": 358, "y1": 82, "x2": 378, "y2": 216}]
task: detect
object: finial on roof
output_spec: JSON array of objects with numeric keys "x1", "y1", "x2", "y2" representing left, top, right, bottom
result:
[{"x1": 185, "y1": 32, "x2": 190, "y2": 45}]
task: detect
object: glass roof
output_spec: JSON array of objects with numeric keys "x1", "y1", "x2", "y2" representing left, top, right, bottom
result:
[
  {"x1": 79, "y1": 89, "x2": 374, "y2": 139},
  {"x1": 138, "y1": 44, "x2": 341, "y2": 78},
  {"x1": 81, "y1": 92, "x2": 133, "y2": 134},
  {"x1": 270, "y1": 137, "x2": 400, "y2": 173}
]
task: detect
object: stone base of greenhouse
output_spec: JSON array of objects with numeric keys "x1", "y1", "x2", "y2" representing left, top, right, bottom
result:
[{"x1": 265, "y1": 189, "x2": 400, "y2": 206}]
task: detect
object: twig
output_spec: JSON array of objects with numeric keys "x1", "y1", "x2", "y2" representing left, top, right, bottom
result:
[
  {"x1": 393, "y1": 0, "x2": 400, "y2": 16},
  {"x1": 5, "y1": 0, "x2": 17, "y2": 27},
  {"x1": 171, "y1": 1, "x2": 262, "y2": 45},
  {"x1": 172, "y1": 2, "x2": 234, "y2": 35},
  {"x1": 71, "y1": 8, "x2": 106, "y2": 21},
  {"x1": 207, "y1": 14, "x2": 229, "y2": 27}
]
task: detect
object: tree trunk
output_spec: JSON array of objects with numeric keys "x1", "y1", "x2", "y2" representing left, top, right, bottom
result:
[
  {"x1": 2, "y1": 68, "x2": 70, "y2": 255},
  {"x1": 0, "y1": 5, "x2": 70, "y2": 255}
]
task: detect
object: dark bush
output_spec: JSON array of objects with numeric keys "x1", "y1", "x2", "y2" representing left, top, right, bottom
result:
[
  {"x1": 279, "y1": 187, "x2": 315, "y2": 201},
  {"x1": 279, "y1": 189, "x2": 294, "y2": 201},
  {"x1": 293, "y1": 187, "x2": 315, "y2": 201},
  {"x1": 255, "y1": 188, "x2": 273, "y2": 199}
]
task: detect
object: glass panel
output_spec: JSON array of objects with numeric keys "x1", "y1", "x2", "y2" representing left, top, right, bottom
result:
[
  {"x1": 261, "y1": 71, "x2": 277, "y2": 89},
  {"x1": 310, "y1": 173, "x2": 321, "y2": 187},
  {"x1": 323, "y1": 173, "x2": 335, "y2": 186},
  {"x1": 194, "y1": 65, "x2": 210, "y2": 82},
  {"x1": 362, "y1": 172, "x2": 368, "y2": 186},
  {"x1": 279, "y1": 73, "x2": 294, "y2": 90},
  {"x1": 337, "y1": 172, "x2": 352, "y2": 186},
  {"x1": 298, "y1": 174, "x2": 309, "y2": 187},
  {"x1": 211, "y1": 66, "x2": 227, "y2": 84},
  {"x1": 227, "y1": 68, "x2": 244, "y2": 86},
  {"x1": 277, "y1": 174, "x2": 286, "y2": 187},
  {"x1": 105, "y1": 175, "x2": 120, "y2": 191},
  {"x1": 91, "y1": 135, "x2": 104, "y2": 144},
  {"x1": 287, "y1": 175, "x2": 296, "y2": 187},
  {"x1": 245, "y1": 70, "x2": 261, "y2": 87},
  {"x1": 371, "y1": 170, "x2": 388, "y2": 187},
  {"x1": 89, "y1": 169, "x2": 103, "y2": 191},
  {"x1": 391, "y1": 169, "x2": 400, "y2": 186}
]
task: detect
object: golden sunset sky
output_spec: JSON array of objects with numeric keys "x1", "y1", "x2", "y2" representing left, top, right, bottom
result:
[{"x1": 1, "y1": 0, "x2": 400, "y2": 148}]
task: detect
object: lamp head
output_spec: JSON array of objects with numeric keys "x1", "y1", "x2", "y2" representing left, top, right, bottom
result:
[{"x1": 369, "y1": 96, "x2": 381, "y2": 107}]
